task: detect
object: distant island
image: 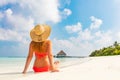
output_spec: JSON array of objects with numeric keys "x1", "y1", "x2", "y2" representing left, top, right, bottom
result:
[{"x1": 89, "y1": 41, "x2": 120, "y2": 57}]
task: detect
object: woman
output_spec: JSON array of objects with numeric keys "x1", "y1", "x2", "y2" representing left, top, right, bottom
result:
[{"x1": 23, "y1": 24, "x2": 59, "y2": 73}]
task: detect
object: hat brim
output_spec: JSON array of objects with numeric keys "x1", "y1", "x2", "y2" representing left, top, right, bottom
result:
[{"x1": 30, "y1": 24, "x2": 51, "y2": 42}]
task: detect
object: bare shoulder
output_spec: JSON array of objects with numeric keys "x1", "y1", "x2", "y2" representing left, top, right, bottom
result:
[{"x1": 30, "y1": 41, "x2": 34, "y2": 47}]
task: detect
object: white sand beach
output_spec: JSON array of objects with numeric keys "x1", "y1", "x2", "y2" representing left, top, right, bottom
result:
[{"x1": 0, "y1": 55, "x2": 120, "y2": 80}]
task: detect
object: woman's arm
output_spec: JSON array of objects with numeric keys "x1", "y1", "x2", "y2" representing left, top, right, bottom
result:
[
  {"x1": 22, "y1": 42, "x2": 33, "y2": 74},
  {"x1": 47, "y1": 40, "x2": 59, "y2": 72}
]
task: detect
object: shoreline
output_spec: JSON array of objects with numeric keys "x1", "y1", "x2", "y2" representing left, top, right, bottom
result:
[
  {"x1": 54, "y1": 55, "x2": 87, "y2": 58},
  {"x1": 0, "y1": 55, "x2": 120, "y2": 80}
]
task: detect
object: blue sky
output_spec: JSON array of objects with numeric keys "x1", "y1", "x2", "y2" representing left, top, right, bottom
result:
[{"x1": 0, "y1": 0, "x2": 120, "y2": 57}]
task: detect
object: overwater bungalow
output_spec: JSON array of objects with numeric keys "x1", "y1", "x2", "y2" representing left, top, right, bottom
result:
[{"x1": 56, "y1": 50, "x2": 67, "y2": 58}]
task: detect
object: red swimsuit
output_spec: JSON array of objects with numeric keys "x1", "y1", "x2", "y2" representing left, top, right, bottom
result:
[{"x1": 33, "y1": 52, "x2": 49, "y2": 73}]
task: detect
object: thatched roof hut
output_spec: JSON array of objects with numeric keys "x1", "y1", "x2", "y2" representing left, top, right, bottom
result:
[{"x1": 57, "y1": 50, "x2": 67, "y2": 57}]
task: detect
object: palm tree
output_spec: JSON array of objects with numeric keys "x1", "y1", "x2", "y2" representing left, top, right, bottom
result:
[{"x1": 113, "y1": 41, "x2": 119, "y2": 47}]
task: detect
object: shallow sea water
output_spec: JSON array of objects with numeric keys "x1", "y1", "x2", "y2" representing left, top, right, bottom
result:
[{"x1": 0, "y1": 57, "x2": 90, "y2": 71}]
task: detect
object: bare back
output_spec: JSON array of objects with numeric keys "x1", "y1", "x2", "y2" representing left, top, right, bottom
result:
[{"x1": 31, "y1": 40, "x2": 51, "y2": 67}]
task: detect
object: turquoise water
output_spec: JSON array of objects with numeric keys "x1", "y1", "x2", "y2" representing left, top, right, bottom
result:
[
  {"x1": 0, "y1": 57, "x2": 80, "y2": 63},
  {"x1": 0, "y1": 57, "x2": 89, "y2": 69},
  {"x1": 0, "y1": 57, "x2": 79, "y2": 64},
  {"x1": 0, "y1": 57, "x2": 26, "y2": 64},
  {"x1": 0, "y1": 57, "x2": 90, "y2": 75}
]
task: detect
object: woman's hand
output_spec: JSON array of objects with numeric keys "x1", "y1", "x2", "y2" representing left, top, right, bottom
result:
[
  {"x1": 50, "y1": 67, "x2": 59, "y2": 72},
  {"x1": 22, "y1": 70, "x2": 26, "y2": 74}
]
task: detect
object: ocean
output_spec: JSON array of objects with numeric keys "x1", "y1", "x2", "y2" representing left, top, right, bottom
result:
[{"x1": 0, "y1": 57, "x2": 90, "y2": 73}]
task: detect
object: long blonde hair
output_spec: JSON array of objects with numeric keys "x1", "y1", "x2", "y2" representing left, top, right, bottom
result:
[{"x1": 31, "y1": 41, "x2": 47, "y2": 53}]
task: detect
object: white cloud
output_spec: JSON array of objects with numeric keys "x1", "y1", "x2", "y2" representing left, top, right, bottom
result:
[
  {"x1": 5, "y1": 8, "x2": 13, "y2": 16},
  {"x1": 53, "y1": 22, "x2": 94, "y2": 56},
  {"x1": 0, "y1": 0, "x2": 68, "y2": 42},
  {"x1": 117, "y1": 32, "x2": 120, "y2": 38},
  {"x1": 0, "y1": 0, "x2": 72, "y2": 43},
  {"x1": 78, "y1": 29, "x2": 93, "y2": 40},
  {"x1": 0, "y1": 0, "x2": 72, "y2": 56},
  {"x1": 52, "y1": 36, "x2": 94, "y2": 56},
  {"x1": 53, "y1": 38, "x2": 73, "y2": 49},
  {"x1": 19, "y1": 0, "x2": 61, "y2": 23},
  {"x1": 52, "y1": 16, "x2": 120, "y2": 56},
  {"x1": 0, "y1": 28, "x2": 29, "y2": 43},
  {"x1": 94, "y1": 31, "x2": 113, "y2": 46},
  {"x1": 61, "y1": 8, "x2": 72, "y2": 19},
  {"x1": 90, "y1": 16, "x2": 103, "y2": 30},
  {"x1": 4, "y1": 9, "x2": 34, "y2": 31},
  {"x1": 63, "y1": 8, "x2": 72, "y2": 16},
  {"x1": 0, "y1": 8, "x2": 34, "y2": 43},
  {"x1": 112, "y1": 32, "x2": 120, "y2": 42},
  {"x1": 65, "y1": 22, "x2": 82, "y2": 33}
]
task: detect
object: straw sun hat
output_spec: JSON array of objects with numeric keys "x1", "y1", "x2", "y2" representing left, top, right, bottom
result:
[{"x1": 30, "y1": 24, "x2": 51, "y2": 42}]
